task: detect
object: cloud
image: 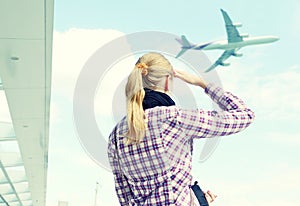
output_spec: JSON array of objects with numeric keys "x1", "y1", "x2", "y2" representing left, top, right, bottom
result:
[
  {"x1": 51, "y1": 28, "x2": 125, "y2": 99},
  {"x1": 47, "y1": 28, "x2": 127, "y2": 206},
  {"x1": 0, "y1": 91, "x2": 12, "y2": 122},
  {"x1": 51, "y1": 28, "x2": 124, "y2": 133},
  {"x1": 206, "y1": 164, "x2": 300, "y2": 206},
  {"x1": 217, "y1": 61, "x2": 300, "y2": 121},
  {"x1": 263, "y1": 131, "x2": 300, "y2": 147},
  {"x1": 94, "y1": 56, "x2": 135, "y2": 136},
  {"x1": 49, "y1": 100, "x2": 61, "y2": 125}
]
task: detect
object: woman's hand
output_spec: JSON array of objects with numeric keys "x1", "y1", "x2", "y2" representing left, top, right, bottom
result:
[
  {"x1": 204, "y1": 190, "x2": 217, "y2": 205},
  {"x1": 173, "y1": 69, "x2": 207, "y2": 89}
]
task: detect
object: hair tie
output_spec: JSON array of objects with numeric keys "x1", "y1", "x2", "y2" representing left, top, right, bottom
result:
[
  {"x1": 136, "y1": 63, "x2": 148, "y2": 69},
  {"x1": 136, "y1": 63, "x2": 148, "y2": 76}
]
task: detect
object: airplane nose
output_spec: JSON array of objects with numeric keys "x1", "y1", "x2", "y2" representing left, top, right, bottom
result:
[{"x1": 272, "y1": 36, "x2": 280, "y2": 41}]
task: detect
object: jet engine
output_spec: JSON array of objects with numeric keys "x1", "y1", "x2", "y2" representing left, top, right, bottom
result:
[
  {"x1": 232, "y1": 52, "x2": 243, "y2": 57},
  {"x1": 220, "y1": 62, "x2": 230, "y2": 66},
  {"x1": 233, "y1": 22, "x2": 242, "y2": 27},
  {"x1": 240, "y1": 33, "x2": 249, "y2": 38}
]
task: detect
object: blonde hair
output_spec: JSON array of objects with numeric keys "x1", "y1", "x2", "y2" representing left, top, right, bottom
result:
[{"x1": 125, "y1": 52, "x2": 173, "y2": 144}]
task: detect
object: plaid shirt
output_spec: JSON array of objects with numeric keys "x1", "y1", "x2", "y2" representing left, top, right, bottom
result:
[{"x1": 108, "y1": 83, "x2": 255, "y2": 205}]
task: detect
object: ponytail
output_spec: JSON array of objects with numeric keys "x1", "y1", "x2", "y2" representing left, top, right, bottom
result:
[
  {"x1": 125, "y1": 66, "x2": 146, "y2": 144},
  {"x1": 125, "y1": 52, "x2": 173, "y2": 144}
]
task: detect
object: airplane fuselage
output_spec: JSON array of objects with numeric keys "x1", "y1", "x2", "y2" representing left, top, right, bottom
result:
[
  {"x1": 192, "y1": 36, "x2": 279, "y2": 50},
  {"x1": 176, "y1": 9, "x2": 280, "y2": 72}
]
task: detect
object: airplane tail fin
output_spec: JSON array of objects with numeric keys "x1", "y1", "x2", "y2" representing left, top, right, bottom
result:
[
  {"x1": 176, "y1": 35, "x2": 192, "y2": 47},
  {"x1": 175, "y1": 35, "x2": 193, "y2": 58}
]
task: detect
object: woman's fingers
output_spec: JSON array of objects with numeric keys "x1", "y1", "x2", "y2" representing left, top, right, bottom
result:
[
  {"x1": 205, "y1": 190, "x2": 217, "y2": 204},
  {"x1": 173, "y1": 69, "x2": 198, "y2": 84},
  {"x1": 173, "y1": 69, "x2": 207, "y2": 89}
]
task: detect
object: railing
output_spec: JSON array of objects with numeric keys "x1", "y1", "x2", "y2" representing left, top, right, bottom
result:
[{"x1": 0, "y1": 122, "x2": 33, "y2": 206}]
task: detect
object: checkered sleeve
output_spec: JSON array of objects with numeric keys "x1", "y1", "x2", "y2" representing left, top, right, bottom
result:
[
  {"x1": 179, "y1": 83, "x2": 255, "y2": 138},
  {"x1": 107, "y1": 129, "x2": 133, "y2": 205}
]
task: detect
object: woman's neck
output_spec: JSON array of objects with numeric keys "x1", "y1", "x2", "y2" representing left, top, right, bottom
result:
[{"x1": 150, "y1": 87, "x2": 172, "y2": 96}]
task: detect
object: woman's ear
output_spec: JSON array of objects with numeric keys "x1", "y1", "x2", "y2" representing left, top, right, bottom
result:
[{"x1": 164, "y1": 75, "x2": 169, "y2": 92}]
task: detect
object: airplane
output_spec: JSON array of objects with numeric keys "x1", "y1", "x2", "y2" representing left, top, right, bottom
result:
[{"x1": 175, "y1": 9, "x2": 279, "y2": 72}]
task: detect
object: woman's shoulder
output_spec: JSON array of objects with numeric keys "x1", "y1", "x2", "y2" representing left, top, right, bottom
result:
[
  {"x1": 108, "y1": 116, "x2": 128, "y2": 139},
  {"x1": 144, "y1": 106, "x2": 202, "y2": 118},
  {"x1": 144, "y1": 105, "x2": 180, "y2": 119}
]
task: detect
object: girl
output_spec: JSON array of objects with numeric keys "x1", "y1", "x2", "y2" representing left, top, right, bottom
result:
[{"x1": 108, "y1": 52, "x2": 255, "y2": 205}]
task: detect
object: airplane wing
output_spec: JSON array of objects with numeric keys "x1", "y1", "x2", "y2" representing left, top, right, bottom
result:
[
  {"x1": 204, "y1": 62, "x2": 219, "y2": 73},
  {"x1": 175, "y1": 48, "x2": 188, "y2": 58},
  {"x1": 221, "y1": 9, "x2": 243, "y2": 43},
  {"x1": 204, "y1": 49, "x2": 234, "y2": 72}
]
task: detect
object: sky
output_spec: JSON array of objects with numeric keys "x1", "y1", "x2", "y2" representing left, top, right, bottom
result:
[{"x1": 46, "y1": 0, "x2": 300, "y2": 205}]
